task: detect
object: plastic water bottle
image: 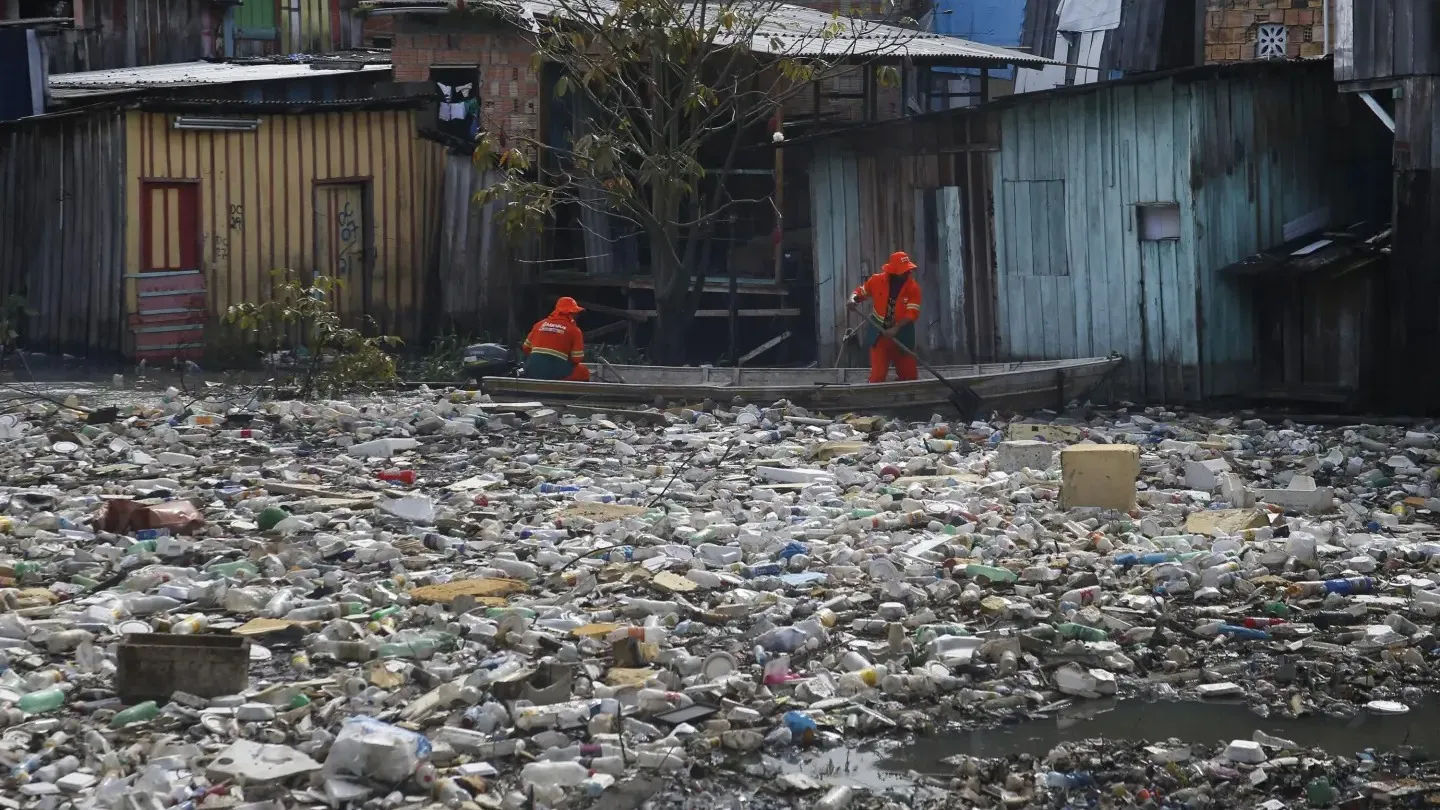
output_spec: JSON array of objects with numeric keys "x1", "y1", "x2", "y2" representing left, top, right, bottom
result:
[
  {"x1": 377, "y1": 469, "x2": 417, "y2": 486},
  {"x1": 537, "y1": 483, "x2": 581, "y2": 494},
  {"x1": 520, "y1": 760, "x2": 589, "y2": 787},
  {"x1": 110, "y1": 701, "x2": 159, "y2": 728},
  {"x1": 756, "y1": 625, "x2": 810, "y2": 653},
  {"x1": 1057, "y1": 586, "x2": 1101, "y2": 607},
  {"x1": 742, "y1": 562, "x2": 785, "y2": 578},
  {"x1": 964, "y1": 564, "x2": 1019, "y2": 584},
  {"x1": 1055, "y1": 622, "x2": 1108, "y2": 641},
  {"x1": 814, "y1": 785, "x2": 854, "y2": 810},
  {"x1": 1324, "y1": 576, "x2": 1374, "y2": 595},
  {"x1": 18, "y1": 687, "x2": 66, "y2": 714},
  {"x1": 1217, "y1": 624, "x2": 1269, "y2": 640}
]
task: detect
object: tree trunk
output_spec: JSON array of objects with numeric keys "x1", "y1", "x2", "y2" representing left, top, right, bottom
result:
[{"x1": 650, "y1": 247, "x2": 692, "y2": 365}]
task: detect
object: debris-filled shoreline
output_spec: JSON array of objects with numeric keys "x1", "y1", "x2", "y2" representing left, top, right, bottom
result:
[{"x1": 2, "y1": 383, "x2": 1440, "y2": 808}]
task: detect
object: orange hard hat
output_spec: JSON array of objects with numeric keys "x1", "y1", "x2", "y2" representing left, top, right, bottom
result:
[
  {"x1": 554, "y1": 296, "x2": 584, "y2": 314},
  {"x1": 884, "y1": 251, "x2": 917, "y2": 274}
]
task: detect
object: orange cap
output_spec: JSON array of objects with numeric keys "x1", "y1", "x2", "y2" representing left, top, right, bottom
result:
[
  {"x1": 884, "y1": 251, "x2": 917, "y2": 275},
  {"x1": 553, "y1": 296, "x2": 584, "y2": 314}
]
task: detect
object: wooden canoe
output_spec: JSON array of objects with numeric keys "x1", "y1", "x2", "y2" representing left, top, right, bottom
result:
[{"x1": 482, "y1": 356, "x2": 1123, "y2": 413}]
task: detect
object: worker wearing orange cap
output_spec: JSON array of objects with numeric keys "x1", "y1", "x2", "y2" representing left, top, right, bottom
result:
[
  {"x1": 848, "y1": 251, "x2": 921, "y2": 383},
  {"x1": 522, "y1": 297, "x2": 591, "y2": 381}
]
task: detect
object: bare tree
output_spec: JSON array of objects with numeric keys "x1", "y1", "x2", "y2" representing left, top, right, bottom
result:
[{"x1": 471, "y1": 0, "x2": 916, "y2": 363}]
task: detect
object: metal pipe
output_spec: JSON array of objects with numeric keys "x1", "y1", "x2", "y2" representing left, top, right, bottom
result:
[{"x1": 1323, "y1": 0, "x2": 1330, "y2": 55}]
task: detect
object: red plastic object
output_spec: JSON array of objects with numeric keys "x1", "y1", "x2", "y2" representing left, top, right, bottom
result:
[{"x1": 377, "y1": 469, "x2": 416, "y2": 486}]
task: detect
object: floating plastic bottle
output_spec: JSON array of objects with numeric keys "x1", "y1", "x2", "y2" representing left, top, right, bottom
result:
[
  {"x1": 110, "y1": 701, "x2": 158, "y2": 728},
  {"x1": 18, "y1": 687, "x2": 66, "y2": 714}
]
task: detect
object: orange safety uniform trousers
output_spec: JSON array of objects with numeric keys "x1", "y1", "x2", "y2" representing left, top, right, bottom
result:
[{"x1": 869, "y1": 336, "x2": 918, "y2": 383}]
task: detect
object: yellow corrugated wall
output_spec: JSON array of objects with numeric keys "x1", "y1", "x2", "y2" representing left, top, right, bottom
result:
[{"x1": 124, "y1": 109, "x2": 444, "y2": 345}]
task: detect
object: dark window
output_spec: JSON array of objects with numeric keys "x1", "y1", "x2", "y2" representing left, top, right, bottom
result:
[
  {"x1": 1137, "y1": 203, "x2": 1181, "y2": 241},
  {"x1": 432, "y1": 66, "x2": 480, "y2": 143}
]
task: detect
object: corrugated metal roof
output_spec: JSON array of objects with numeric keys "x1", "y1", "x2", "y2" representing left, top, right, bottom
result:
[
  {"x1": 359, "y1": 0, "x2": 1056, "y2": 65},
  {"x1": 49, "y1": 61, "x2": 391, "y2": 90}
]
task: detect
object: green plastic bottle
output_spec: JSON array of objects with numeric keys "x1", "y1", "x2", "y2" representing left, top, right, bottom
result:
[
  {"x1": 18, "y1": 687, "x2": 66, "y2": 714},
  {"x1": 485, "y1": 607, "x2": 537, "y2": 620},
  {"x1": 964, "y1": 564, "x2": 1018, "y2": 584},
  {"x1": 369, "y1": 605, "x2": 400, "y2": 621},
  {"x1": 110, "y1": 701, "x2": 159, "y2": 728},
  {"x1": 257, "y1": 506, "x2": 289, "y2": 532},
  {"x1": 1263, "y1": 601, "x2": 1291, "y2": 618},
  {"x1": 208, "y1": 559, "x2": 259, "y2": 578},
  {"x1": 1306, "y1": 777, "x2": 1336, "y2": 807},
  {"x1": 13, "y1": 561, "x2": 40, "y2": 581},
  {"x1": 1055, "y1": 622, "x2": 1109, "y2": 642},
  {"x1": 126, "y1": 540, "x2": 157, "y2": 555},
  {"x1": 377, "y1": 632, "x2": 458, "y2": 659}
]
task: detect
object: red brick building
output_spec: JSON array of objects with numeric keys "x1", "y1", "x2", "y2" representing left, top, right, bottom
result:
[{"x1": 1204, "y1": 0, "x2": 1332, "y2": 62}]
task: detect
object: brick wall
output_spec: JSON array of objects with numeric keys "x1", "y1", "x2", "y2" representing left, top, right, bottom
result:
[
  {"x1": 1204, "y1": 0, "x2": 1330, "y2": 62},
  {"x1": 392, "y1": 29, "x2": 539, "y2": 148}
]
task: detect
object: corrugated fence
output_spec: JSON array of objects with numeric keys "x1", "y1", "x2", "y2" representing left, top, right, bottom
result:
[{"x1": 124, "y1": 108, "x2": 445, "y2": 346}]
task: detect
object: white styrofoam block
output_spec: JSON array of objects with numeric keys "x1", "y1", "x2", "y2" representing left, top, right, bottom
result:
[
  {"x1": 996, "y1": 440, "x2": 1057, "y2": 472},
  {"x1": 1184, "y1": 458, "x2": 1232, "y2": 491}
]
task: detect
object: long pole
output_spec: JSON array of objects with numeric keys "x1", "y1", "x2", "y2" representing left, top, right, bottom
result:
[{"x1": 773, "y1": 105, "x2": 785, "y2": 284}]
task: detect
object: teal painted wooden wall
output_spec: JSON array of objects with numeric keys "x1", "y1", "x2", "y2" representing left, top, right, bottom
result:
[{"x1": 992, "y1": 62, "x2": 1385, "y2": 402}]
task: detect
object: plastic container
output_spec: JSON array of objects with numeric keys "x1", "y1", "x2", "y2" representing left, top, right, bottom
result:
[
  {"x1": 18, "y1": 687, "x2": 66, "y2": 714},
  {"x1": 110, "y1": 701, "x2": 159, "y2": 728}
]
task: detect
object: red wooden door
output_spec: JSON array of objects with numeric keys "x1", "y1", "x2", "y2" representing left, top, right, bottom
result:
[{"x1": 133, "y1": 182, "x2": 207, "y2": 362}]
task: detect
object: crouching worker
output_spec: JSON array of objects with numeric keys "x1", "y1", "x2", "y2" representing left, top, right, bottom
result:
[{"x1": 522, "y1": 296, "x2": 591, "y2": 381}]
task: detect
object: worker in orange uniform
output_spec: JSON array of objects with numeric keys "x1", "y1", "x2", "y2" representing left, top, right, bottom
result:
[
  {"x1": 522, "y1": 297, "x2": 591, "y2": 381},
  {"x1": 848, "y1": 251, "x2": 921, "y2": 383}
]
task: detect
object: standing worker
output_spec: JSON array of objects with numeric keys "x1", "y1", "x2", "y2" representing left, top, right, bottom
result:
[
  {"x1": 522, "y1": 297, "x2": 591, "y2": 381},
  {"x1": 848, "y1": 251, "x2": 921, "y2": 383}
]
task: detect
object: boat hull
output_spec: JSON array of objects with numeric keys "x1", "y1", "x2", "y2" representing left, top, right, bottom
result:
[{"x1": 483, "y1": 356, "x2": 1123, "y2": 413}]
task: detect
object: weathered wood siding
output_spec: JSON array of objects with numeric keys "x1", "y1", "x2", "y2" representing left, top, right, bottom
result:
[
  {"x1": 994, "y1": 77, "x2": 1188, "y2": 399},
  {"x1": 1395, "y1": 76, "x2": 1440, "y2": 171},
  {"x1": 434, "y1": 156, "x2": 525, "y2": 340},
  {"x1": 1334, "y1": 0, "x2": 1440, "y2": 83},
  {"x1": 992, "y1": 61, "x2": 1386, "y2": 402},
  {"x1": 810, "y1": 118, "x2": 998, "y2": 366},
  {"x1": 42, "y1": 0, "x2": 215, "y2": 74},
  {"x1": 123, "y1": 108, "x2": 444, "y2": 348},
  {"x1": 0, "y1": 110, "x2": 126, "y2": 356}
]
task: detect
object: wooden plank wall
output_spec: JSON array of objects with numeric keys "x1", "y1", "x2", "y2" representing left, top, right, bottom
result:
[
  {"x1": 1388, "y1": 168, "x2": 1440, "y2": 411},
  {"x1": 1396, "y1": 76, "x2": 1440, "y2": 171},
  {"x1": 434, "y1": 156, "x2": 524, "y2": 340},
  {"x1": 991, "y1": 62, "x2": 1378, "y2": 403},
  {"x1": 1189, "y1": 68, "x2": 1387, "y2": 398},
  {"x1": 810, "y1": 121, "x2": 998, "y2": 366},
  {"x1": 1340, "y1": 0, "x2": 1440, "y2": 82},
  {"x1": 0, "y1": 111, "x2": 126, "y2": 356},
  {"x1": 123, "y1": 109, "x2": 444, "y2": 350},
  {"x1": 993, "y1": 79, "x2": 1181, "y2": 399},
  {"x1": 43, "y1": 0, "x2": 214, "y2": 74}
]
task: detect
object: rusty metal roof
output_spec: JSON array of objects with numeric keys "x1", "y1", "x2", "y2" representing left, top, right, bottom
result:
[{"x1": 358, "y1": 0, "x2": 1057, "y2": 65}]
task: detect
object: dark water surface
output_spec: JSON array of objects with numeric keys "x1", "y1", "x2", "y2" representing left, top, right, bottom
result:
[{"x1": 797, "y1": 697, "x2": 1440, "y2": 791}]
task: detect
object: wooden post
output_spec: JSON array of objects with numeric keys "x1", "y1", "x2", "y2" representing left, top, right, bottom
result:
[
  {"x1": 773, "y1": 106, "x2": 784, "y2": 285},
  {"x1": 728, "y1": 257, "x2": 738, "y2": 365}
]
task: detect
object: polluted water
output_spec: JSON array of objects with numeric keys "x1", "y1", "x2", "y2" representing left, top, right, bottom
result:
[{"x1": 3, "y1": 382, "x2": 1440, "y2": 806}]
